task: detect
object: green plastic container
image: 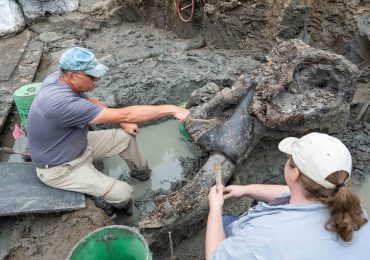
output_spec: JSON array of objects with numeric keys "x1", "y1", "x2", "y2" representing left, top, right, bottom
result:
[
  {"x1": 179, "y1": 101, "x2": 192, "y2": 140},
  {"x1": 179, "y1": 122, "x2": 192, "y2": 140},
  {"x1": 13, "y1": 82, "x2": 41, "y2": 130},
  {"x1": 67, "y1": 225, "x2": 152, "y2": 260}
]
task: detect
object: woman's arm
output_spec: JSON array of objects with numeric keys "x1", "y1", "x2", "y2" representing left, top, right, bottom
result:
[
  {"x1": 224, "y1": 184, "x2": 289, "y2": 203},
  {"x1": 205, "y1": 186, "x2": 226, "y2": 260}
]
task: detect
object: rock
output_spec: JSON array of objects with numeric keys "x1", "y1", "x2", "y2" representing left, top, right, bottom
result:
[
  {"x1": 99, "y1": 54, "x2": 116, "y2": 67},
  {"x1": 352, "y1": 124, "x2": 364, "y2": 131},
  {"x1": 186, "y1": 82, "x2": 222, "y2": 108},
  {"x1": 91, "y1": 1, "x2": 108, "y2": 12},
  {"x1": 358, "y1": 145, "x2": 369, "y2": 152},
  {"x1": 174, "y1": 37, "x2": 206, "y2": 51},
  {"x1": 355, "y1": 164, "x2": 366, "y2": 171},
  {"x1": 0, "y1": 0, "x2": 26, "y2": 38},
  {"x1": 0, "y1": 198, "x2": 112, "y2": 259},
  {"x1": 17, "y1": 0, "x2": 79, "y2": 24},
  {"x1": 354, "y1": 134, "x2": 368, "y2": 143},
  {"x1": 38, "y1": 31, "x2": 62, "y2": 43},
  {"x1": 277, "y1": 0, "x2": 311, "y2": 43},
  {"x1": 250, "y1": 40, "x2": 359, "y2": 131},
  {"x1": 186, "y1": 39, "x2": 359, "y2": 162},
  {"x1": 58, "y1": 39, "x2": 79, "y2": 48},
  {"x1": 140, "y1": 153, "x2": 235, "y2": 248}
]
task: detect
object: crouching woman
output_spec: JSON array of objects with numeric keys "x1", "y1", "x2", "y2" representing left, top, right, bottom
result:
[{"x1": 206, "y1": 132, "x2": 369, "y2": 260}]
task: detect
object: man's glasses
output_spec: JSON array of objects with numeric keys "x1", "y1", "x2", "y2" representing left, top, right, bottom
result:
[{"x1": 73, "y1": 72, "x2": 98, "y2": 81}]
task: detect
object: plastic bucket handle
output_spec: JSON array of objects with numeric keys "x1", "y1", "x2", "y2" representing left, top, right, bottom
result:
[{"x1": 27, "y1": 87, "x2": 36, "y2": 92}]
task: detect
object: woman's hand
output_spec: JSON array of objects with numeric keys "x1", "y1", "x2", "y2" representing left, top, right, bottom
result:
[
  {"x1": 223, "y1": 185, "x2": 248, "y2": 200},
  {"x1": 120, "y1": 123, "x2": 139, "y2": 137},
  {"x1": 208, "y1": 185, "x2": 225, "y2": 211}
]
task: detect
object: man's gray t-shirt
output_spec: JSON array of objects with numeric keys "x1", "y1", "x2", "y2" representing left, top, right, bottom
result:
[{"x1": 27, "y1": 71, "x2": 103, "y2": 166}]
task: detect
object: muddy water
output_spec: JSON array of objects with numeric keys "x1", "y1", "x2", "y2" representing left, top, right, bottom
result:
[
  {"x1": 4, "y1": 135, "x2": 28, "y2": 163},
  {"x1": 1, "y1": 118, "x2": 369, "y2": 215},
  {"x1": 0, "y1": 112, "x2": 27, "y2": 162},
  {"x1": 1, "y1": 120, "x2": 369, "y2": 215},
  {"x1": 101, "y1": 119, "x2": 195, "y2": 224},
  {"x1": 102, "y1": 119, "x2": 194, "y2": 199},
  {"x1": 355, "y1": 178, "x2": 370, "y2": 212},
  {"x1": 1, "y1": 118, "x2": 193, "y2": 195}
]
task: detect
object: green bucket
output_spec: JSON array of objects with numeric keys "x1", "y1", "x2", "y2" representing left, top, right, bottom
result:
[
  {"x1": 179, "y1": 122, "x2": 192, "y2": 140},
  {"x1": 67, "y1": 225, "x2": 152, "y2": 260},
  {"x1": 179, "y1": 101, "x2": 192, "y2": 140},
  {"x1": 13, "y1": 82, "x2": 41, "y2": 130}
]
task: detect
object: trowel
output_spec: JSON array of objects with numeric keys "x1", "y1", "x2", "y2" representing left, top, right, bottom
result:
[{"x1": 0, "y1": 147, "x2": 31, "y2": 160}]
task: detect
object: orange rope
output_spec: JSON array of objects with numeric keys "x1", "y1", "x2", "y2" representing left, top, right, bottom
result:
[{"x1": 177, "y1": 0, "x2": 195, "y2": 22}]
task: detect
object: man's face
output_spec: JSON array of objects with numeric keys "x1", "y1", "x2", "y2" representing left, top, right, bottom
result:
[{"x1": 69, "y1": 72, "x2": 100, "y2": 92}]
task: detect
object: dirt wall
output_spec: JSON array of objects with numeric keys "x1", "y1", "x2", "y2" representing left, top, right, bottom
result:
[{"x1": 110, "y1": 0, "x2": 369, "y2": 78}]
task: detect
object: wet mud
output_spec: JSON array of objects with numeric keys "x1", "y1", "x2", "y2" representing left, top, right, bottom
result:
[{"x1": 0, "y1": 0, "x2": 369, "y2": 259}]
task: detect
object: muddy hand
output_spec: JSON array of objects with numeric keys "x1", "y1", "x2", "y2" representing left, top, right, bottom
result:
[
  {"x1": 174, "y1": 107, "x2": 190, "y2": 122},
  {"x1": 120, "y1": 123, "x2": 139, "y2": 137}
]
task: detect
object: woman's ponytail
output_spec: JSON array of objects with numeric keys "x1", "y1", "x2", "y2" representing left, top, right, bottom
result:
[{"x1": 299, "y1": 171, "x2": 367, "y2": 242}]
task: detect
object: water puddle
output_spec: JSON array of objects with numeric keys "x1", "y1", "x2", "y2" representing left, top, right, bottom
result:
[
  {"x1": 354, "y1": 177, "x2": 370, "y2": 212},
  {"x1": 5, "y1": 135, "x2": 28, "y2": 163},
  {"x1": 102, "y1": 119, "x2": 194, "y2": 200},
  {"x1": 1, "y1": 118, "x2": 369, "y2": 217}
]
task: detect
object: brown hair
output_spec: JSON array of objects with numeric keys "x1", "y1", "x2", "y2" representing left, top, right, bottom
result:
[{"x1": 290, "y1": 158, "x2": 367, "y2": 242}]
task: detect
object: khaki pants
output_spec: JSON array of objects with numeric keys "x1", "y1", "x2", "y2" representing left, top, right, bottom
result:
[{"x1": 36, "y1": 129, "x2": 148, "y2": 207}]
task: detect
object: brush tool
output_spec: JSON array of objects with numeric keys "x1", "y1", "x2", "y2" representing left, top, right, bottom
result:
[
  {"x1": 0, "y1": 147, "x2": 30, "y2": 156},
  {"x1": 169, "y1": 231, "x2": 176, "y2": 260},
  {"x1": 214, "y1": 164, "x2": 222, "y2": 190},
  {"x1": 189, "y1": 117, "x2": 223, "y2": 126}
]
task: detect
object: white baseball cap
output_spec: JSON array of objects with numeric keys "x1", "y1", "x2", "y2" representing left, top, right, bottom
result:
[{"x1": 278, "y1": 132, "x2": 352, "y2": 189}]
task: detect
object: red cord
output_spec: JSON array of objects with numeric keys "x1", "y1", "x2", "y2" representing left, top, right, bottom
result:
[{"x1": 177, "y1": 0, "x2": 195, "y2": 22}]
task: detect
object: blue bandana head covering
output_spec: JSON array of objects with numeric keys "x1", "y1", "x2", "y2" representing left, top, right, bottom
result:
[{"x1": 59, "y1": 47, "x2": 108, "y2": 77}]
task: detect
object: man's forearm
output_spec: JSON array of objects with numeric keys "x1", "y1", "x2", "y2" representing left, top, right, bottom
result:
[
  {"x1": 117, "y1": 105, "x2": 177, "y2": 123},
  {"x1": 205, "y1": 208, "x2": 225, "y2": 260},
  {"x1": 90, "y1": 105, "x2": 178, "y2": 124}
]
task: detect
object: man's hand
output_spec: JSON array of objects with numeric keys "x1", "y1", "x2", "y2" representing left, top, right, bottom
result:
[
  {"x1": 174, "y1": 107, "x2": 190, "y2": 122},
  {"x1": 208, "y1": 185, "x2": 225, "y2": 211},
  {"x1": 223, "y1": 185, "x2": 248, "y2": 200},
  {"x1": 120, "y1": 123, "x2": 139, "y2": 137}
]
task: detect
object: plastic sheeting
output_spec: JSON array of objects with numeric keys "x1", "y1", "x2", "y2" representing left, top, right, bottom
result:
[
  {"x1": 17, "y1": 0, "x2": 79, "y2": 24},
  {"x1": 0, "y1": 0, "x2": 26, "y2": 38},
  {"x1": 0, "y1": 0, "x2": 79, "y2": 39}
]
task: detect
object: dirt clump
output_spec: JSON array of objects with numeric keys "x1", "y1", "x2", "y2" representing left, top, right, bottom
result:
[{"x1": 0, "y1": 198, "x2": 112, "y2": 260}]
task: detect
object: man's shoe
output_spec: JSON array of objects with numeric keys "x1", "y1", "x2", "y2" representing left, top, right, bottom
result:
[
  {"x1": 122, "y1": 199, "x2": 133, "y2": 216},
  {"x1": 129, "y1": 167, "x2": 152, "y2": 181},
  {"x1": 112, "y1": 199, "x2": 134, "y2": 216},
  {"x1": 92, "y1": 196, "x2": 115, "y2": 218}
]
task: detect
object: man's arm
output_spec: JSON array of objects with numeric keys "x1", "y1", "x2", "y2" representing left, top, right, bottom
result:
[
  {"x1": 205, "y1": 186, "x2": 226, "y2": 260},
  {"x1": 88, "y1": 97, "x2": 107, "y2": 108},
  {"x1": 89, "y1": 105, "x2": 189, "y2": 124},
  {"x1": 88, "y1": 97, "x2": 139, "y2": 136},
  {"x1": 224, "y1": 184, "x2": 289, "y2": 202}
]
